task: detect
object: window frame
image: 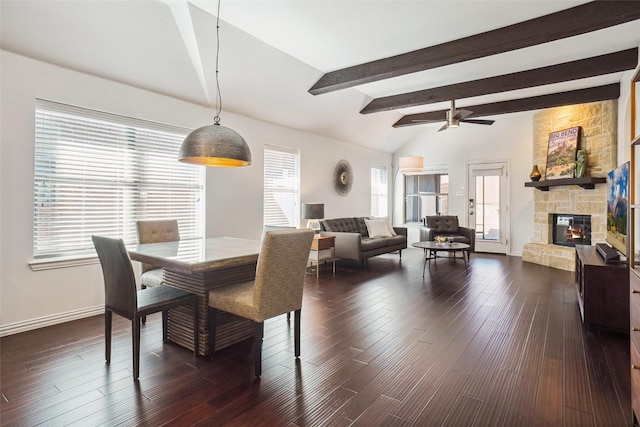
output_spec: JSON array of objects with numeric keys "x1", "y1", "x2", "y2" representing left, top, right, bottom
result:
[
  {"x1": 263, "y1": 144, "x2": 300, "y2": 227},
  {"x1": 404, "y1": 167, "x2": 449, "y2": 223},
  {"x1": 30, "y1": 99, "x2": 204, "y2": 270},
  {"x1": 370, "y1": 165, "x2": 388, "y2": 218}
]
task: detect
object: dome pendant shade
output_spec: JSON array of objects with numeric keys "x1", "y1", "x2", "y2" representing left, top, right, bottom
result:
[{"x1": 179, "y1": 124, "x2": 252, "y2": 167}]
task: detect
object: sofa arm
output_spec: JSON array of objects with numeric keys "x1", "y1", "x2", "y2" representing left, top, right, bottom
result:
[
  {"x1": 419, "y1": 226, "x2": 434, "y2": 242},
  {"x1": 393, "y1": 226, "x2": 408, "y2": 237},
  {"x1": 458, "y1": 226, "x2": 476, "y2": 252},
  {"x1": 320, "y1": 231, "x2": 362, "y2": 261}
]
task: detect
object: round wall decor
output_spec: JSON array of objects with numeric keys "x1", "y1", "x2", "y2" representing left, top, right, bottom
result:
[{"x1": 334, "y1": 159, "x2": 353, "y2": 196}]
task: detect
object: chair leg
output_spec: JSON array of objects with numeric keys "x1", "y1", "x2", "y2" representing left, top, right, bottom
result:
[
  {"x1": 162, "y1": 310, "x2": 168, "y2": 343},
  {"x1": 133, "y1": 317, "x2": 141, "y2": 380},
  {"x1": 254, "y1": 322, "x2": 264, "y2": 377},
  {"x1": 105, "y1": 309, "x2": 112, "y2": 364},
  {"x1": 208, "y1": 307, "x2": 217, "y2": 358},
  {"x1": 287, "y1": 312, "x2": 291, "y2": 322},
  {"x1": 141, "y1": 284, "x2": 147, "y2": 324},
  {"x1": 192, "y1": 299, "x2": 199, "y2": 357},
  {"x1": 294, "y1": 309, "x2": 301, "y2": 358}
]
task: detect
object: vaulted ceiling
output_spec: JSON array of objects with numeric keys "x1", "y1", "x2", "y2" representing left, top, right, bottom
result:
[{"x1": 1, "y1": 1, "x2": 639, "y2": 153}]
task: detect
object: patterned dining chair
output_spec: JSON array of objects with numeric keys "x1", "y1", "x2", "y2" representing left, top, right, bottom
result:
[
  {"x1": 136, "y1": 219, "x2": 180, "y2": 289},
  {"x1": 208, "y1": 229, "x2": 314, "y2": 377}
]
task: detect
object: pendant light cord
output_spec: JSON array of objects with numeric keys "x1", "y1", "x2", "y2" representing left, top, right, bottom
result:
[{"x1": 214, "y1": 0, "x2": 222, "y2": 125}]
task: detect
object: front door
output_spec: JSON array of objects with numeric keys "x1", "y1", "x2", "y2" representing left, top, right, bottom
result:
[{"x1": 467, "y1": 162, "x2": 509, "y2": 254}]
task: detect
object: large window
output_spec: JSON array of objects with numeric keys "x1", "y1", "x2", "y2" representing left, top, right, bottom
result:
[
  {"x1": 404, "y1": 172, "x2": 448, "y2": 223},
  {"x1": 263, "y1": 145, "x2": 300, "y2": 227},
  {"x1": 33, "y1": 99, "x2": 204, "y2": 262},
  {"x1": 370, "y1": 165, "x2": 388, "y2": 217}
]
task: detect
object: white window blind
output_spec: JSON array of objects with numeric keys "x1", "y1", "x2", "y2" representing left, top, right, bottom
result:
[
  {"x1": 263, "y1": 145, "x2": 299, "y2": 227},
  {"x1": 34, "y1": 99, "x2": 204, "y2": 260},
  {"x1": 371, "y1": 165, "x2": 388, "y2": 217}
]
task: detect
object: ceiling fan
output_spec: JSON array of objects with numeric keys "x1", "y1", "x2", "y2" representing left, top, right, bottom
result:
[{"x1": 415, "y1": 100, "x2": 496, "y2": 131}]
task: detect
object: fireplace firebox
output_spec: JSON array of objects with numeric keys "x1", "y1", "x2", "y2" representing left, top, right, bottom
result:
[{"x1": 552, "y1": 214, "x2": 591, "y2": 247}]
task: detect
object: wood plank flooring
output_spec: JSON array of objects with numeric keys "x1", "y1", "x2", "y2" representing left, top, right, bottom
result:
[{"x1": 1, "y1": 249, "x2": 631, "y2": 426}]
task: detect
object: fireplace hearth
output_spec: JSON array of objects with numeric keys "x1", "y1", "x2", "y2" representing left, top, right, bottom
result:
[{"x1": 552, "y1": 214, "x2": 591, "y2": 247}]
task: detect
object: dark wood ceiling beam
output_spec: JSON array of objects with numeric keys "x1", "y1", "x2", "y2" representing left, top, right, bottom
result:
[
  {"x1": 392, "y1": 84, "x2": 620, "y2": 128},
  {"x1": 361, "y1": 48, "x2": 637, "y2": 114},
  {"x1": 309, "y1": 1, "x2": 640, "y2": 95}
]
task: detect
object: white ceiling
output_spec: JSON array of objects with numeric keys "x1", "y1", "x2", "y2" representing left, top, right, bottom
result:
[{"x1": 2, "y1": 0, "x2": 639, "y2": 153}]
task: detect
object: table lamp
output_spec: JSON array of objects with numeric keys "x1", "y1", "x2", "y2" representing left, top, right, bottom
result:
[{"x1": 302, "y1": 203, "x2": 324, "y2": 233}]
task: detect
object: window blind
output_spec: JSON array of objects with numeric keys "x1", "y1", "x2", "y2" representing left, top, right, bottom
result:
[
  {"x1": 370, "y1": 165, "x2": 387, "y2": 217},
  {"x1": 34, "y1": 99, "x2": 204, "y2": 260},
  {"x1": 263, "y1": 145, "x2": 299, "y2": 227}
]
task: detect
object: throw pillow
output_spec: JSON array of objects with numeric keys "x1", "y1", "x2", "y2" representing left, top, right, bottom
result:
[
  {"x1": 372, "y1": 216, "x2": 397, "y2": 236},
  {"x1": 365, "y1": 219, "x2": 392, "y2": 238}
]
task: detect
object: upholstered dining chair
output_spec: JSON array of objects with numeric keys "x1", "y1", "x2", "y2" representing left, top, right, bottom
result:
[
  {"x1": 92, "y1": 235, "x2": 199, "y2": 381},
  {"x1": 208, "y1": 229, "x2": 314, "y2": 377},
  {"x1": 136, "y1": 219, "x2": 180, "y2": 289}
]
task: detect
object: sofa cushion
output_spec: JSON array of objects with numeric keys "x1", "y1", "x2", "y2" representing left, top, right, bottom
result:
[
  {"x1": 321, "y1": 217, "x2": 358, "y2": 233},
  {"x1": 353, "y1": 217, "x2": 369, "y2": 237},
  {"x1": 426, "y1": 216, "x2": 459, "y2": 233},
  {"x1": 448, "y1": 235, "x2": 470, "y2": 244},
  {"x1": 383, "y1": 234, "x2": 407, "y2": 247},
  {"x1": 361, "y1": 237, "x2": 388, "y2": 252}
]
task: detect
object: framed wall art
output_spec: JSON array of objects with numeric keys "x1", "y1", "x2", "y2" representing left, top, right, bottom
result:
[{"x1": 545, "y1": 126, "x2": 581, "y2": 180}]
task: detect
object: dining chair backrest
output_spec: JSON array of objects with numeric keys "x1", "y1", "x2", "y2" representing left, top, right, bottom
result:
[
  {"x1": 253, "y1": 229, "x2": 314, "y2": 322},
  {"x1": 92, "y1": 235, "x2": 137, "y2": 320},
  {"x1": 136, "y1": 219, "x2": 180, "y2": 273}
]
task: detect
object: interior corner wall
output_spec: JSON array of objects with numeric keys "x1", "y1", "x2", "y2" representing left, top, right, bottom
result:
[
  {"x1": 393, "y1": 111, "x2": 536, "y2": 256},
  {"x1": 0, "y1": 50, "x2": 390, "y2": 335}
]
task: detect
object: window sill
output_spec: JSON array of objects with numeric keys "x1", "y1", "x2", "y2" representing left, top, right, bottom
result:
[{"x1": 29, "y1": 255, "x2": 99, "y2": 271}]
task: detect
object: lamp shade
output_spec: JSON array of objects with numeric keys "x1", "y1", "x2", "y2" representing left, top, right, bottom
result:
[
  {"x1": 398, "y1": 156, "x2": 423, "y2": 172},
  {"x1": 179, "y1": 124, "x2": 252, "y2": 167},
  {"x1": 302, "y1": 203, "x2": 324, "y2": 219}
]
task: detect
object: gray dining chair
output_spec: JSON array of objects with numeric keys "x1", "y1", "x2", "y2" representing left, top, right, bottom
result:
[
  {"x1": 208, "y1": 229, "x2": 314, "y2": 377},
  {"x1": 92, "y1": 235, "x2": 199, "y2": 380}
]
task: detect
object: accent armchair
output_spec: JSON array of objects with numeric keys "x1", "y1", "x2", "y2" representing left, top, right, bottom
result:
[{"x1": 420, "y1": 215, "x2": 475, "y2": 258}]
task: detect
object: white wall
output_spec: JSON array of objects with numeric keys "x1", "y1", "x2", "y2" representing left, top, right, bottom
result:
[
  {"x1": 0, "y1": 51, "x2": 390, "y2": 334},
  {"x1": 393, "y1": 111, "x2": 536, "y2": 256}
]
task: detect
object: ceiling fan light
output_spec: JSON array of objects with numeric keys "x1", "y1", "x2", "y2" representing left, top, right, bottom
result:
[{"x1": 179, "y1": 124, "x2": 252, "y2": 167}]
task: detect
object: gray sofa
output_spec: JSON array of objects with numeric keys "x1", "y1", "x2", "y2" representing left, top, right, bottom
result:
[{"x1": 319, "y1": 217, "x2": 407, "y2": 266}]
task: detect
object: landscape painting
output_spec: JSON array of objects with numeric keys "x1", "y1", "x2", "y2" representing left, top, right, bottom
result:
[
  {"x1": 607, "y1": 161, "x2": 629, "y2": 256},
  {"x1": 544, "y1": 126, "x2": 580, "y2": 180}
]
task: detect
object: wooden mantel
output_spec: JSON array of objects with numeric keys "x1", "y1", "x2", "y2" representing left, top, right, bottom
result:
[{"x1": 524, "y1": 176, "x2": 606, "y2": 191}]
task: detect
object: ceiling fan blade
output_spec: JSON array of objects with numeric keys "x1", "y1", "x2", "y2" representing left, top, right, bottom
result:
[
  {"x1": 453, "y1": 109, "x2": 473, "y2": 120},
  {"x1": 461, "y1": 119, "x2": 495, "y2": 125},
  {"x1": 410, "y1": 119, "x2": 443, "y2": 124},
  {"x1": 437, "y1": 122, "x2": 449, "y2": 132}
]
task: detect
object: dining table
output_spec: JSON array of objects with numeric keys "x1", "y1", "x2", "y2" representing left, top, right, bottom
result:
[{"x1": 128, "y1": 237, "x2": 262, "y2": 356}]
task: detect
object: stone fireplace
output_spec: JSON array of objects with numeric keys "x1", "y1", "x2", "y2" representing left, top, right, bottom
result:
[{"x1": 522, "y1": 100, "x2": 616, "y2": 271}]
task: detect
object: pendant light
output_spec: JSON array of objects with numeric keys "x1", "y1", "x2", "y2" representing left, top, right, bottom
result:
[{"x1": 179, "y1": 0, "x2": 251, "y2": 167}]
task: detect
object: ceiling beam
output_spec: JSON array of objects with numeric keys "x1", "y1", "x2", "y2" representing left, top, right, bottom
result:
[
  {"x1": 392, "y1": 84, "x2": 620, "y2": 128},
  {"x1": 309, "y1": 1, "x2": 640, "y2": 95},
  {"x1": 361, "y1": 48, "x2": 637, "y2": 114}
]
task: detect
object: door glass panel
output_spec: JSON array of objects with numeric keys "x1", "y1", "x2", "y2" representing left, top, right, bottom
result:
[{"x1": 475, "y1": 175, "x2": 500, "y2": 241}]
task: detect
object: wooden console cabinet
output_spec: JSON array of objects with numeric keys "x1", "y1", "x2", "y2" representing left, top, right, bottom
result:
[{"x1": 575, "y1": 245, "x2": 629, "y2": 332}]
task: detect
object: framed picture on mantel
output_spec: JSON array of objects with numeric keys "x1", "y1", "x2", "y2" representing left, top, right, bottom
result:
[{"x1": 545, "y1": 126, "x2": 581, "y2": 180}]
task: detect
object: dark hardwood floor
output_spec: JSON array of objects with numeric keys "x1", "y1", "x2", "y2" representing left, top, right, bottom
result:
[{"x1": 1, "y1": 249, "x2": 631, "y2": 426}]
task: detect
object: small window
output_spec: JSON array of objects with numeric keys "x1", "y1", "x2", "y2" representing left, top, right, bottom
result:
[
  {"x1": 263, "y1": 145, "x2": 300, "y2": 227},
  {"x1": 404, "y1": 172, "x2": 448, "y2": 223},
  {"x1": 370, "y1": 165, "x2": 388, "y2": 217},
  {"x1": 33, "y1": 99, "x2": 204, "y2": 261}
]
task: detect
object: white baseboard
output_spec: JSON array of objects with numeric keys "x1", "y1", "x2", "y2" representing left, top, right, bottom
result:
[{"x1": 0, "y1": 305, "x2": 104, "y2": 337}]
